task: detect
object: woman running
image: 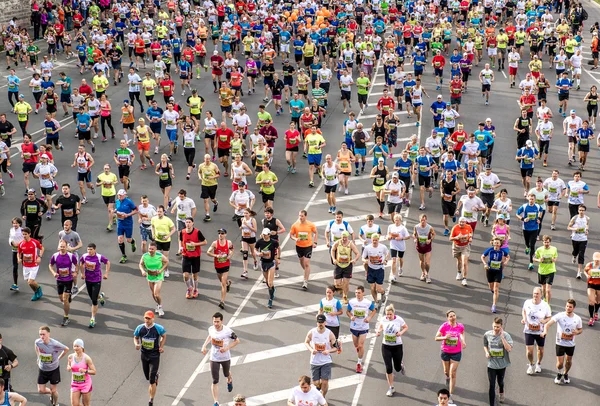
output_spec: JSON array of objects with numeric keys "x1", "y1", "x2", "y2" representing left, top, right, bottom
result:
[
  {"x1": 584, "y1": 252, "x2": 600, "y2": 326},
  {"x1": 321, "y1": 154, "x2": 340, "y2": 214},
  {"x1": 434, "y1": 310, "x2": 466, "y2": 404},
  {"x1": 583, "y1": 85, "x2": 598, "y2": 130},
  {"x1": 99, "y1": 93, "x2": 115, "y2": 142},
  {"x1": 337, "y1": 142, "x2": 355, "y2": 195},
  {"x1": 239, "y1": 208, "x2": 258, "y2": 277},
  {"x1": 491, "y1": 214, "x2": 511, "y2": 255},
  {"x1": 203, "y1": 110, "x2": 218, "y2": 159},
  {"x1": 285, "y1": 121, "x2": 301, "y2": 174},
  {"x1": 575, "y1": 120, "x2": 594, "y2": 171},
  {"x1": 181, "y1": 120, "x2": 200, "y2": 180},
  {"x1": 414, "y1": 213, "x2": 435, "y2": 283},
  {"x1": 154, "y1": 154, "x2": 174, "y2": 209},
  {"x1": 318, "y1": 285, "x2": 344, "y2": 343},
  {"x1": 482, "y1": 238, "x2": 511, "y2": 313},
  {"x1": 376, "y1": 303, "x2": 408, "y2": 397},
  {"x1": 491, "y1": 189, "x2": 513, "y2": 225},
  {"x1": 67, "y1": 338, "x2": 96, "y2": 406},
  {"x1": 371, "y1": 157, "x2": 389, "y2": 218}
]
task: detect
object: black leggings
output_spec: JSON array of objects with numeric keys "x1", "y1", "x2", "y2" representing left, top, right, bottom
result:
[
  {"x1": 12, "y1": 251, "x2": 19, "y2": 285},
  {"x1": 86, "y1": 280, "x2": 101, "y2": 306},
  {"x1": 8, "y1": 91, "x2": 19, "y2": 107},
  {"x1": 210, "y1": 360, "x2": 231, "y2": 384},
  {"x1": 101, "y1": 115, "x2": 115, "y2": 138},
  {"x1": 523, "y1": 229, "x2": 537, "y2": 262},
  {"x1": 141, "y1": 352, "x2": 160, "y2": 384},
  {"x1": 184, "y1": 147, "x2": 195, "y2": 167},
  {"x1": 381, "y1": 344, "x2": 404, "y2": 375},
  {"x1": 128, "y1": 91, "x2": 144, "y2": 109},
  {"x1": 571, "y1": 240, "x2": 587, "y2": 265},
  {"x1": 18, "y1": 120, "x2": 27, "y2": 135},
  {"x1": 487, "y1": 367, "x2": 506, "y2": 406},
  {"x1": 26, "y1": 220, "x2": 42, "y2": 240}
]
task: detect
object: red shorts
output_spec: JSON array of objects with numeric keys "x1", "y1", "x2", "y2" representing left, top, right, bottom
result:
[
  {"x1": 509, "y1": 66, "x2": 517, "y2": 76},
  {"x1": 467, "y1": 221, "x2": 477, "y2": 232},
  {"x1": 531, "y1": 71, "x2": 540, "y2": 79},
  {"x1": 212, "y1": 68, "x2": 223, "y2": 76},
  {"x1": 137, "y1": 141, "x2": 150, "y2": 152},
  {"x1": 467, "y1": 53, "x2": 474, "y2": 62}
]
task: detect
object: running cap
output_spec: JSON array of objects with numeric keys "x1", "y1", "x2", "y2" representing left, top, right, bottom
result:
[
  {"x1": 525, "y1": 140, "x2": 533, "y2": 147},
  {"x1": 392, "y1": 172, "x2": 399, "y2": 178},
  {"x1": 123, "y1": 99, "x2": 129, "y2": 104},
  {"x1": 437, "y1": 94, "x2": 442, "y2": 99},
  {"x1": 40, "y1": 154, "x2": 49, "y2": 159},
  {"x1": 497, "y1": 214, "x2": 505, "y2": 220},
  {"x1": 213, "y1": 50, "x2": 219, "y2": 55},
  {"x1": 570, "y1": 109, "x2": 576, "y2": 114},
  {"x1": 486, "y1": 118, "x2": 492, "y2": 122},
  {"x1": 169, "y1": 96, "x2": 175, "y2": 101},
  {"x1": 238, "y1": 181, "x2": 246, "y2": 187},
  {"x1": 378, "y1": 157, "x2": 385, "y2": 162},
  {"x1": 261, "y1": 228, "x2": 271, "y2": 235},
  {"x1": 73, "y1": 339, "x2": 84, "y2": 349},
  {"x1": 27, "y1": 188, "x2": 36, "y2": 193},
  {"x1": 218, "y1": 228, "x2": 227, "y2": 233},
  {"x1": 144, "y1": 311, "x2": 155, "y2": 319},
  {"x1": 117, "y1": 189, "x2": 127, "y2": 195},
  {"x1": 19, "y1": 93, "x2": 24, "y2": 98},
  {"x1": 341, "y1": 231, "x2": 350, "y2": 237},
  {"x1": 316, "y1": 314, "x2": 327, "y2": 323},
  {"x1": 485, "y1": 165, "x2": 492, "y2": 170}
]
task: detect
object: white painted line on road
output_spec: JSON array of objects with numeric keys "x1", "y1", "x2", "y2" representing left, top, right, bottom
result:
[
  {"x1": 567, "y1": 278, "x2": 574, "y2": 299},
  {"x1": 10, "y1": 116, "x2": 74, "y2": 158},
  {"x1": 255, "y1": 270, "x2": 332, "y2": 288},
  {"x1": 278, "y1": 233, "x2": 388, "y2": 259},
  {"x1": 313, "y1": 214, "x2": 378, "y2": 227},
  {"x1": 230, "y1": 304, "x2": 320, "y2": 328},
  {"x1": 226, "y1": 374, "x2": 362, "y2": 406},
  {"x1": 360, "y1": 110, "x2": 408, "y2": 119}
]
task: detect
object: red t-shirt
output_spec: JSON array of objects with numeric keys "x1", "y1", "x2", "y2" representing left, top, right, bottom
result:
[
  {"x1": 377, "y1": 96, "x2": 395, "y2": 114},
  {"x1": 160, "y1": 80, "x2": 175, "y2": 97},
  {"x1": 18, "y1": 239, "x2": 43, "y2": 267},
  {"x1": 150, "y1": 42, "x2": 161, "y2": 56},
  {"x1": 450, "y1": 130, "x2": 467, "y2": 151},
  {"x1": 216, "y1": 128, "x2": 234, "y2": 149},
  {"x1": 79, "y1": 84, "x2": 92, "y2": 97},
  {"x1": 180, "y1": 228, "x2": 203, "y2": 258},
  {"x1": 450, "y1": 80, "x2": 463, "y2": 98},
  {"x1": 213, "y1": 239, "x2": 231, "y2": 268},
  {"x1": 285, "y1": 129, "x2": 301, "y2": 149},
  {"x1": 432, "y1": 55, "x2": 446, "y2": 69},
  {"x1": 520, "y1": 94, "x2": 536, "y2": 113}
]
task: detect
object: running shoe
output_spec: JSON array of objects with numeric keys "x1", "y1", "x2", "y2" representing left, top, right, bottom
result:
[
  {"x1": 526, "y1": 364, "x2": 535, "y2": 375},
  {"x1": 386, "y1": 387, "x2": 395, "y2": 397},
  {"x1": 563, "y1": 374, "x2": 570, "y2": 384},
  {"x1": 595, "y1": 313, "x2": 599, "y2": 321},
  {"x1": 443, "y1": 229, "x2": 450, "y2": 236},
  {"x1": 588, "y1": 318, "x2": 594, "y2": 326},
  {"x1": 498, "y1": 393, "x2": 505, "y2": 403},
  {"x1": 253, "y1": 261, "x2": 258, "y2": 271},
  {"x1": 106, "y1": 223, "x2": 113, "y2": 231},
  {"x1": 226, "y1": 280, "x2": 232, "y2": 292},
  {"x1": 213, "y1": 201, "x2": 218, "y2": 212},
  {"x1": 61, "y1": 316, "x2": 70, "y2": 326},
  {"x1": 398, "y1": 269, "x2": 404, "y2": 277},
  {"x1": 119, "y1": 255, "x2": 128, "y2": 263},
  {"x1": 72, "y1": 285, "x2": 79, "y2": 295},
  {"x1": 9, "y1": 284, "x2": 18, "y2": 291},
  {"x1": 227, "y1": 380, "x2": 233, "y2": 393},
  {"x1": 302, "y1": 280, "x2": 308, "y2": 290},
  {"x1": 426, "y1": 277, "x2": 432, "y2": 284},
  {"x1": 186, "y1": 288, "x2": 192, "y2": 299},
  {"x1": 164, "y1": 269, "x2": 170, "y2": 278},
  {"x1": 576, "y1": 271, "x2": 582, "y2": 279},
  {"x1": 204, "y1": 214, "x2": 212, "y2": 222},
  {"x1": 525, "y1": 247, "x2": 530, "y2": 255},
  {"x1": 131, "y1": 240, "x2": 137, "y2": 252},
  {"x1": 158, "y1": 306, "x2": 164, "y2": 317},
  {"x1": 267, "y1": 299, "x2": 273, "y2": 308},
  {"x1": 461, "y1": 278, "x2": 468, "y2": 286},
  {"x1": 89, "y1": 318, "x2": 96, "y2": 328},
  {"x1": 554, "y1": 373, "x2": 563, "y2": 384},
  {"x1": 420, "y1": 274, "x2": 426, "y2": 281},
  {"x1": 491, "y1": 304, "x2": 497, "y2": 313},
  {"x1": 535, "y1": 364, "x2": 542, "y2": 373},
  {"x1": 99, "y1": 292, "x2": 105, "y2": 306},
  {"x1": 192, "y1": 289, "x2": 199, "y2": 298},
  {"x1": 218, "y1": 301, "x2": 225, "y2": 309},
  {"x1": 241, "y1": 271, "x2": 248, "y2": 279},
  {"x1": 528, "y1": 263, "x2": 534, "y2": 271},
  {"x1": 356, "y1": 363, "x2": 363, "y2": 373},
  {"x1": 456, "y1": 272, "x2": 462, "y2": 280},
  {"x1": 400, "y1": 362, "x2": 406, "y2": 375}
]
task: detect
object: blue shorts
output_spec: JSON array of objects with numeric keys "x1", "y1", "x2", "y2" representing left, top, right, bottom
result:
[
  {"x1": 366, "y1": 267, "x2": 384, "y2": 285},
  {"x1": 167, "y1": 129, "x2": 177, "y2": 141},
  {"x1": 307, "y1": 153, "x2": 322, "y2": 166},
  {"x1": 139, "y1": 225, "x2": 152, "y2": 241},
  {"x1": 350, "y1": 328, "x2": 369, "y2": 337},
  {"x1": 117, "y1": 223, "x2": 133, "y2": 239},
  {"x1": 441, "y1": 351, "x2": 462, "y2": 362},
  {"x1": 149, "y1": 122, "x2": 162, "y2": 134},
  {"x1": 60, "y1": 93, "x2": 71, "y2": 103},
  {"x1": 344, "y1": 137, "x2": 354, "y2": 150},
  {"x1": 354, "y1": 148, "x2": 366, "y2": 157}
]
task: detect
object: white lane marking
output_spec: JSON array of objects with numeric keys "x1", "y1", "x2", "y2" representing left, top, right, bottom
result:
[
  {"x1": 172, "y1": 149, "x2": 328, "y2": 405},
  {"x1": 311, "y1": 192, "x2": 373, "y2": 206},
  {"x1": 9, "y1": 117, "x2": 74, "y2": 158},
  {"x1": 567, "y1": 278, "x2": 574, "y2": 299},
  {"x1": 226, "y1": 374, "x2": 363, "y2": 406},
  {"x1": 230, "y1": 304, "x2": 320, "y2": 328},
  {"x1": 360, "y1": 110, "x2": 408, "y2": 119},
  {"x1": 279, "y1": 237, "x2": 389, "y2": 259},
  {"x1": 312, "y1": 214, "x2": 379, "y2": 227}
]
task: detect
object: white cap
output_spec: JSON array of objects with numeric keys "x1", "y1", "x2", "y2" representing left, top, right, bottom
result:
[
  {"x1": 40, "y1": 154, "x2": 49, "y2": 159},
  {"x1": 261, "y1": 228, "x2": 271, "y2": 235},
  {"x1": 437, "y1": 94, "x2": 443, "y2": 99},
  {"x1": 117, "y1": 189, "x2": 127, "y2": 195},
  {"x1": 570, "y1": 109, "x2": 576, "y2": 114},
  {"x1": 526, "y1": 140, "x2": 533, "y2": 147},
  {"x1": 73, "y1": 338, "x2": 84, "y2": 349}
]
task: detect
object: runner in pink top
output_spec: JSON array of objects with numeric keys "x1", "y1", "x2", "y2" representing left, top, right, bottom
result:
[
  {"x1": 67, "y1": 339, "x2": 96, "y2": 406},
  {"x1": 434, "y1": 310, "x2": 466, "y2": 403}
]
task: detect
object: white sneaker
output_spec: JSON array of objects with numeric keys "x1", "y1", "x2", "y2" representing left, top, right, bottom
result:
[
  {"x1": 398, "y1": 269, "x2": 404, "y2": 277},
  {"x1": 302, "y1": 280, "x2": 308, "y2": 290},
  {"x1": 345, "y1": 188, "x2": 349, "y2": 195},
  {"x1": 461, "y1": 278, "x2": 468, "y2": 286},
  {"x1": 576, "y1": 271, "x2": 582, "y2": 279},
  {"x1": 390, "y1": 274, "x2": 397, "y2": 283},
  {"x1": 155, "y1": 303, "x2": 160, "y2": 313},
  {"x1": 158, "y1": 306, "x2": 164, "y2": 317},
  {"x1": 154, "y1": 146, "x2": 159, "y2": 154},
  {"x1": 526, "y1": 364, "x2": 534, "y2": 375},
  {"x1": 386, "y1": 387, "x2": 395, "y2": 397},
  {"x1": 535, "y1": 364, "x2": 542, "y2": 373},
  {"x1": 456, "y1": 272, "x2": 462, "y2": 280},
  {"x1": 164, "y1": 269, "x2": 170, "y2": 278}
]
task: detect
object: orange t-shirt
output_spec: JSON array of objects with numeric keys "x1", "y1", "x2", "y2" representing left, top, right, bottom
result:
[
  {"x1": 450, "y1": 225, "x2": 473, "y2": 247},
  {"x1": 291, "y1": 221, "x2": 317, "y2": 248}
]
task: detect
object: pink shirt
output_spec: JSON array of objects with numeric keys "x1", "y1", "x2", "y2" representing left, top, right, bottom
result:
[{"x1": 439, "y1": 322, "x2": 464, "y2": 354}]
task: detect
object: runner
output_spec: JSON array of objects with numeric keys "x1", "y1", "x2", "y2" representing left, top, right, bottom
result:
[
  {"x1": 150, "y1": 205, "x2": 176, "y2": 279},
  {"x1": 290, "y1": 210, "x2": 318, "y2": 290},
  {"x1": 482, "y1": 238, "x2": 511, "y2": 313},
  {"x1": 376, "y1": 303, "x2": 408, "y2": 397},
  {"x1": 450, "y1": 217, "x2": 473, "y2": 287},
  {"x1": 198, "y1": 153, "x2": 220, "y2": 222},
  {"x1": 414, "y1": 214, "x2": 435, "y2": 283},
  {"x1": 78, "y1": 243, "x2": 109, "y2": 328},
  {"x1": 543, "y1": 170, "x2": 567, "y2": 230},
  {"x1": 533, "y1": 235, "x2": 559, "y2": 304},
  {"x1": 346, "y1": 286, "x2": 376, "y2": 374},
  {"x1": 49, "y1": 240, "x2": 78, "y2": 326},
  {"x1": 96, "y1": 164, "x2": 118, "y2": 231},
  {"x1": 584, "y1": 252, "x2": 600, "y2": 326},
  {"x1": 318, "y1": 286, "x2": 344, "y2": 341},
  {"x1": 362, "y1": 233, "x2": 389, "y2": 309},
  {"x1": 35, "y1": 326, "x2": 68, "y2": 406},
  {"x1": 568, "y1": 204, "x2": 589, "y2": 279},
  {"x1": 516, "y1": 193, "x2": 543, "y2": 270},
  {"x1": 154, "y1": 154, "x2": 175, "y2": 210},
  {"x1": 114, "y1": 189, "x2": 138, "y2": 263},
  {"x1": 71, "y1": 145, "x2": 95, "y2": 204},
  {"x1": 522, "y1": 287, "x2": 552, "y2": 375},
  {"x1": 254, "y1": 228, "x2": 280, "y2": 309},
  {"x1": 483, "y1": 318, "x2": 513, "y2": 406},
  {"x1": 66, "y1": 339, "x2": 96, "y2": 406},
  {"x1": 304, "y1": 314, "x2": 337, "y2": 397},
  {"x1": 206, "y1": 228, "x2": 234, "y2": 309},
  {"x1": 238, "y1": 208, "x2": 258, "y2": 277},
  {"x1": 133, "y1": 311, "x2": 166, "y2": 406},
  {"x1": 541, "y1": 299, "x2": 583, "y2": 385},
  {"x1": 139, "y1": 240, "x2": 169, "y2": 318},
  {"x1": 201, "y1": 312, "x2": 240, "y2": 406},
  {"x1": 17, "y1": 227, "x2": 44, "y2": 301},
  {"x1": 434, "y1": 310, "x2": 466, "y2": 403}
]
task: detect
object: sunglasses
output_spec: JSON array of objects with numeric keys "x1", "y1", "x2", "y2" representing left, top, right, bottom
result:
[{"x1": 218, "y1": 232, "x2": 226, "y2": 235}]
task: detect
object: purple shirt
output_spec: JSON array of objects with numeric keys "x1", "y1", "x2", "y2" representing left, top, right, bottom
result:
[
  {"x1": 50, "y1": 252, "x2": 77, "y2": 281},
  {"x1": 79, "y1": 253, "x2": 108, "y2": 283}
]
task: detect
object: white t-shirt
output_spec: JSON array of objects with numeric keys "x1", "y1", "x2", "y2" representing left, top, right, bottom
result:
[
  {"x1": 172, "y1": 197, "x2": 196, "y2": 221},
  {"x1": 163, "y1": 110, "x2": 179, "y2": 130},
  {"x1": 339, "y1": 74, "x2": 354, "y2": 91},
  {"x1": 362, "y1": 243, "x2": 388, "y2": 270},
  {"x1": 325, "y1": 220, "x2": 354, "y2": 244},
  {"x1": 459, "y1": 195, "x2": 485, "y2": 221},
  {"x1": 522, "y1": 298, "x2": 551, "y2": 335},
  {"x1": 381, "y1": 315, "x2": 406, "y2": 346},
  {"x1": 387, "y1": 223, "x2": 409, "y2": 252},
  {"x1": 288, "y1": 385, "x2": 327, "y2": 406},
  {"x1": 552, "y1": 312, "x2": 582, "y2": 347},
  {"x1": 543, "y1": 177, "x2": 566, "y2": 202},
  {"x1": 478, "y1": 172, "x2": 500, "y2": 194},
  {"x1": 208, "y1": 325, "x2": 236, "y2": 362}
]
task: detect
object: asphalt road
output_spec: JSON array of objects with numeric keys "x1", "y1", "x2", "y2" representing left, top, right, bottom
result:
[{"x1": 2, "y1": 6, "x2": 600, "y2": 406}]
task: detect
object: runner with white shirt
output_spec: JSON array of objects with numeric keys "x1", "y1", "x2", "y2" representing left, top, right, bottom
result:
[
  {"x1": 376, "y1": 304, "x2": 408, "y2": 397},
  {"x1": 201, "y1": 312, "x2": 240, "y2": 406},
  {"x1": 566, "y1": 171, "x2": 589, "y2": 218},
  {"x1": 346, "y1": 286, "x2": 376, "y2": 374},
  {"x1": 425, "y1": 132, "x2": 444, "y2": 186},
  {"x1": 543, "y1": 171, "x2": 567, "y2": 230},
  {"x1": 339, "y1": 70, "x2": 354, "y2": 114},
  {"x1": 479, "y1": 63, "x2": 495, "y2": 105},
  {"x1": 383, "y1": 173, "x2": 405, "y2": 220},
  {"x1": 287, "y1": 375, "x2": 327, "y2": 406},
  {"x1": 330, "y1": 231, "x2": 359, "y2": 303},
  {"x1": 569, "y1": 50, "x2": 583, "y2": 90},
  {"x1": 456, "y1": 187, "x2": 486, "y2": 232},
  {"x1": 169, "y1": 189, "x2": 197, "y2": 231},
  {"x1": 563, "y1": 110, "x2": 582, "y2": 165},
  {"x1": 362, "y1": 233, "x2": 389, "y2": 309},
  {"x1": 162, "y1": 104, "x2": 180, "y2": 159},
  {"x1": 535, "y1": 114, "x2": 554, "y2": 166},
  {"x1": 318, "y1": 286, "x2": 344, "y2": 340},
  {"x1": 304, "y1": 314, "x2": 337, "y2": 397},
  {"x1": 33, "y1": 155, "x2": 58, "y2": 220},
  {"x1": 541, "y1": 299, "x2": 583, "y2": 385},
  {"x1": 521, "y1": 287, "x2": 552, "y2": 375},
  {"x1": 359, "y1": 215, "x2": 382, "y2": 276},
  {"x1": 477, "y1": 166, "x2": 502, "y2": 227},
  {"x1": 567, "y1": 205, "x2": 589, "y2": 279},
  {"x1": 387, "y1": 214, "x2": 410, "y2": 280}
]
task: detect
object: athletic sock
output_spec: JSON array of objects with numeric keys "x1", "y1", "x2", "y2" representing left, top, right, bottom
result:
[
  {"x1": 589, "y1": 305, "x2": 595, "y2": 318},
  {"x1": 119, "y1": 242, "x2": 126, "y2": 255},
  {"x1": 595, "y1": 303, "x2": 600, "y2": 313}
]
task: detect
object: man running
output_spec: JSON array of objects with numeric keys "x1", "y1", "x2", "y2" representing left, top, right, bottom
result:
[
  {"x1": 17, "y1": 227, "x2": 45, "y2": 301},
  {"x1": 304, "y1": 314, "x2": 337, "y2": 397},
  {"x1": 346, "y1": 286, "x2": 376, "y2": 373},
  {"x1": 133, "y1": 311, "x2": 166, "y2": 406},
  {"x1": 522, "y1": 287, "x2": 551, "y2": 375},
  {"x1": 139, "y1": 242, "x2": 169, "y2": 318},
  {"x1": 78, "y1": 243, "x2": 110, "y2": 328},
  {"x1": 207, "y1": 228, "x2": 234, "y2": 309},
  {"x1": 255, "y1": 228, "x2": 280, "y2": 308},
  {"x1": 179, "y1": 217, "x2": 207, "y2": 299},
  {"x1": 290, "y1": 210, "x2": 318, "y2": 290},
  {"x1": 114, "y1": 189, "x2": 138, "y2": 263},
  {"x1": 35, "y1": 326, "x2": 68, "y2": 406}
]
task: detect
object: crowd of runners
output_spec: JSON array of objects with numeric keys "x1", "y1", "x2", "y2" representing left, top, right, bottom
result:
[{"x1": 1, "y1": 0, "x2": 600, "y2": 405}]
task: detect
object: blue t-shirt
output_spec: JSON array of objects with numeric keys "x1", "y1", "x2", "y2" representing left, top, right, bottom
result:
[
  {"x1": 7, "y1": 75, "x2": 20, "y2": 92},
  {"x1": 134, "y1": 323, "x2": 166, "y2": 355},
  {"x1": 416, "y1": 155, "x2": 434, "y2": 176},
  {"x1": 576, "y1": 127, "x2": 593, "y2": 146},
  {"x1": 430, "y1": 101, "x2": 447, "y2": 119},
  {"x1": 289, "y1": 99, "x2": 305, "y2": 118},
  {"x1": 516, "y1": 203, "x2": 543, "y2": 231},
  {"x1": 115, "y1": 197, "x2": 137, "y2": 226},
  {"x1": 483, "y1": 248, "x2": 507, "y2": 270},
  {"x1": 556, "y1": 78, "x2": 572, "y2": 94},
  {"x1": 146, "y1": 107, "x2": 164, "y2": 123},
  {"x1": 76, "y1": 113, "x2": 91, "y2": 132},
  {"x1": 516, "y1": 147, "x2": 538, "y2": 169},
  {"x1": 474, "y1": 130, "x2": 494, "y2": 151},
  {"x1": 372, "y1": 145, "x2": 390, "y2": 166},
  {"x1": 395, "y1": 157, "x2": 413, "y2": 178}
]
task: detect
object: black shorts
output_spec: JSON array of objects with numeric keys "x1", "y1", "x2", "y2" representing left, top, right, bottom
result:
[
  {"x1": 418, "y1": 174, "x2": 431, "y2": 188},
  {"x1": 22, "y1": 162, "x2": 36, "y2": 174},
  {"x1": 38, "y1": 367, "x2": 61, "y2": 385},
  {"x1": 358, "y1": 94, "x2": 368, "y2": 104},
  {"x1": 587, "y1": 283, "x2": 600, "y2": 290},
  {"x1": 296, "y1": 245, "x2": 313, "y2": 258},
  {"x1": 220, "y1": 105, "x2": 232, "y2": 113},
  {"x1": 556, "y1": 345, "x2": 575, "y2": 357},
  {"x1": 241, "y1": 237, "x2": 256, "y2": 245},
  {"x1": 216, "y1": 265, "x2": 230, "y2": 274},
  {"x1": 41, "y1": 186, "x2": 54, "y2": 196},
  {"x1": 486, "y1": 269, "x2": 503, "y2": 283},
  {"x1": 201, "y1": 184, "x2": 218, "y2": 199},
  {"x1": 261, "y1": 261, "x2": 275, "y2": 272},
  {"x1": 324, "y1": 184, "x2": 337, "y2": 194},
  {"x1": 482, "y1": 84, "x2": 491, "y2": 92},
  {"x1": 481, "y1": 193, "x2": 495, "y2": 208},
  {"x1": 451, "y1": 96, "x2": 461, "y2": 105},
  {"x1": 341, "y1": 90, "x2": 351, "y2": 101},
  {"x1": 123, "y1": 122, "x2": 134, "y2": 130},
  {"x1": 102, "y1": 195, "x2": 116, "y2": 205},
  {"x1": 60, "y1": 93, "x2": 71, "y2": 103},
  {"x1": 387, "y1": 202, "x2": 402, "y2": 214},
  {"x1": 156, "y1": 241, "x2": 171, "y2": 251},
  {"x1": 539, "y1": 140, "x2": 550, "y2": 154},
  {"x1": 538, "y1": 272, "x2": 555, "y2": 285},
  {"x1": 520, "y1": 168, "x2": 533, "y2": 178},
  {"x1": 525, "y1": 333, "x2": 545, "y2": 347},
  {"x1": 334, "y1": 264, "x2": 352, "y2": 279},
  {"x1": 78, "y1": 172, "x2": 92, "y2": 183},
  {"x1": 547, "y1": 201, "x2": 560, "y2": 207},
  {"x1": 442, "y1": 200, "x2": 457, "y2": 215},
  {"x1": 118, "y1": 165, "x2": 131, "y2": 178},
  {"x1": 217, "y1": 147, "x2": 230, "y2": 158},
  {"x1": 390, "y1": 249, "x2": 405, "y2": 258},
  {"x1": 182, "y1": 256, "x2": 201, "y2": 274},
  {"x1": 78, "y1": 130, "x2": 91, "y2": 141},
  {"x1": 57, "y1": 280, "x2": 73, "y2": 295},
  {"x1": 262, "y1": 192, "x2": 274, "y2": 203},
  {"x1": 558, "y1": 93, "x2": 569, "y2": 101}
]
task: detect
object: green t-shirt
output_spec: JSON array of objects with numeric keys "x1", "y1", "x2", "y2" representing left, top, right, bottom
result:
[
  {"x1": 356, "y1": 77, "x2": 370, "y2": 95},
  {"x1": 256, "y1": 171, "x2": 278, "y2": 194},
  {"x1": 26, "y1": 45, "x2": 39, "y2": 58},
  {"x1": 535, "y1": 246, "x2": 558, "y2": 275}
]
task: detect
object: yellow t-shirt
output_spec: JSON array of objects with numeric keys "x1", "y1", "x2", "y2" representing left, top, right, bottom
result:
[
  {"x1": 92, "y1": 75, "x2": 109, "y2": 92},
  {"x1": 199, "y1": 162, "x2": 218, "y2": 186},
  {"x1": 151, "y1": 216, "x2": 175, "y2": 242},
  {"x1": 14, "y1": 102, "x2": 32, "y2": 122},
  {"x1": 142, "y1": 78, "x2": 157, "y2": 96},
  {"x1": 305, "y1": 133, "x2": 325, "y2": 155},
  {"x1": 97, "y1": 172, "x2": 118, "y2": 197}
]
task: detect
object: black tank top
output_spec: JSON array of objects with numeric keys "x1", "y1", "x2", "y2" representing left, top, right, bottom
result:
[
  {"x1": 373, "y1": 166, "x2": 388, "y2": 186},
  {"x1": 442, "y1": 178, "x2": 457, "y2": 201},
  {"x1": 587, "y1": 93, "x2": 598, "y2": 108},
  {"x1": 262, "y1": 217, "x2": 279, "y2": 240},
  {"x1": 516, "y1": 116, "x2": 530, "y2": 134},
  {"x1": 373, "y1": 122, "x2": 386, "y2": 139}
]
